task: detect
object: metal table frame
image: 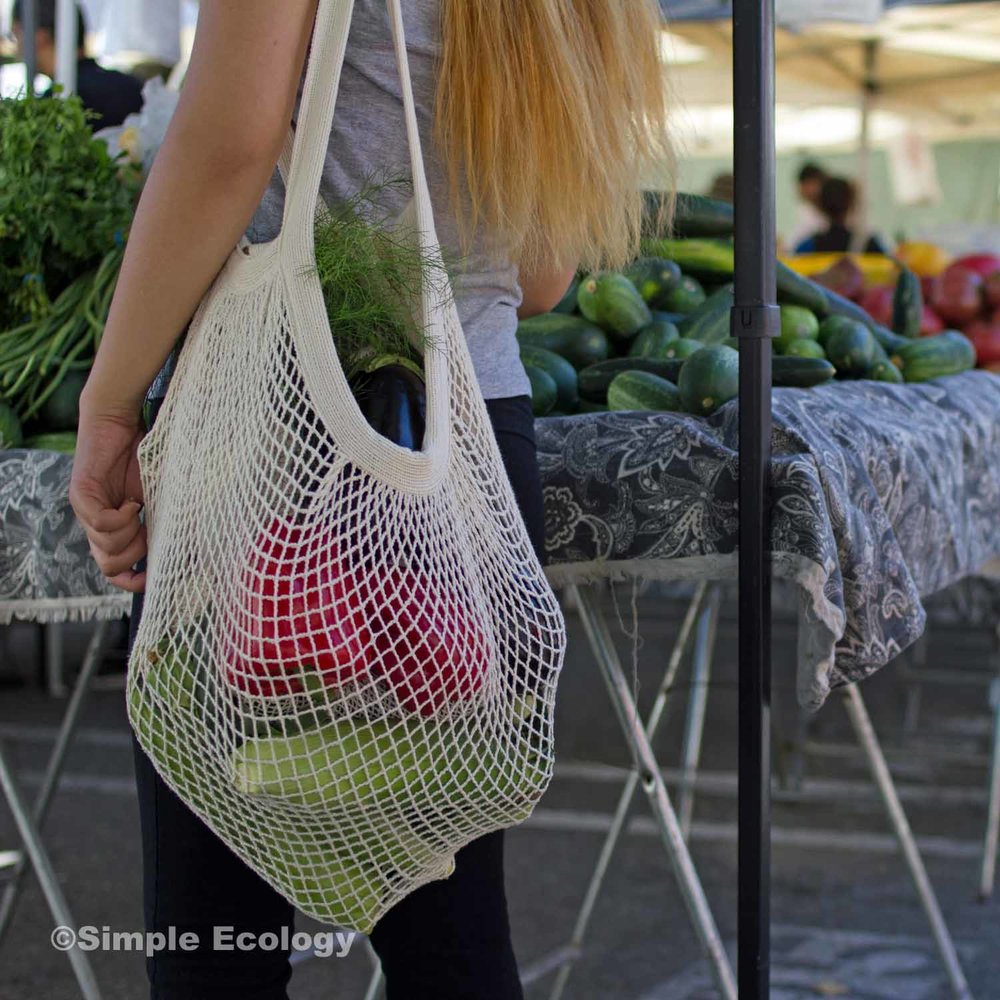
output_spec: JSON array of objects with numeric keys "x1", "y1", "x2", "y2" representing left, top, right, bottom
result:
[
  {"x1": 0, "y1": 619, "x2": 110, "y2": 1000},
  {"x1": 507, "y1": 581, "x2": 974, "y2": 1000},
  {"x1": 898, "y1": 622, "x2": 1000, "y2": 900}
]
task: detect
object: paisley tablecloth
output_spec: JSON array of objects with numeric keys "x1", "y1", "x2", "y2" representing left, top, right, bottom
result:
[
  {"x1": 2, "y1": 372, "x2": 999, "y2": 701},
  {"x1": 0, "y1": 449, "x2": 130, "y2": 624},
  {"x1": 537, "y1": 371, "x2": 1000, "y2": 709}
]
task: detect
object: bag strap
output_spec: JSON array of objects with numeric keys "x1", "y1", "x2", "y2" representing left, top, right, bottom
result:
[{"x1": 279, "y1": 0, "x2": 441, "y2": 267}]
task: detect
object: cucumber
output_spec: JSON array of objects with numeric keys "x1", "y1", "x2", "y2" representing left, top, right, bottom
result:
[
  {"x1": 662, "y1": 337, "x2": 703, "y2": 361},
  {"x1": 641, "y1": 237, "x2": 829, "y2": 316},
  {"x1": 678, "y1": 344, "x2": 740, "y2": 416},
  {"x1": 671, "y1": 193, "x2": 734, "y2": 238},
  {"x1": 825, "y1": 324, "x2": 876, "y2": 376},
  {"x1": 892, "y1": 331, "x2": 976, "y2": 383},
  {"x1": 775, "y1": 305, "x2": 820, "y2": 353},
  {"x1": 784, "y1": 339, "x2": 826, "y2": 360},
  {"x1": 23, "y1": 431, "x2": 76, "y2": 453},
  {"x1": 817, "y1": 314, "x2": 864, "y2": 349},
  {"x1": 577, "y1": 273, "x2": 652, "y2": 340},
  {"x1": 551, "y1": 275, "x2": 581, "y2": 315},
  {"x1": 519, "y1": 346, "x2": 578, "y2": 411},
  {"x1": 775, "y1": 261, "x2": 830, "y2": 317},
  {"x1": 642, "y1": 238, "x2": 734, "y2": 280},
  {"x1": 772, "y1": 356, "x2": 836, "y2": 387},
  {"x1": 820, "y1": 287, "x2": 910, "y2": 353},
  {"x1": 623, "y1": 257, "x2": 682, "y2": 309},
  {"x1": 516, "y1": 314, "x2": 610, "y2": 369},
  {"x1": 867, "y1": 359, "x2": 904, "y2": 383},
  {"x1": 628, "y1": 320, "x2": 680, "y2": 359},
  {"x1": 659, "y1": 275, "x2": 707, "y2": 315},
  {"x1": 578, "y1": 357, "x2": 685, "y2": 402},
  {"x1": 524, "y1": 365, "x2": 558, "y2": 416},
  {"x1": 607, "y1": 371, "x2": 683, "y2": 412},
  {"x1": 679, "y1": 284, "x2": 733, "y2": 345},
  {"x1": 891, "y1": 266, "x2": 922, "y2": 339}
]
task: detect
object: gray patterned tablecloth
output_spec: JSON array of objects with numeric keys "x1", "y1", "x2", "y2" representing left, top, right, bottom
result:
[
  {"x1": 2, "y1": 372, "x2": 999, "y2": 701},
  {"x1": 0, "y1": 449, "x2": 130, "y2": 624},
  {"x1": 538, "y1": 371, "x2": 1000, "y2": 710}
]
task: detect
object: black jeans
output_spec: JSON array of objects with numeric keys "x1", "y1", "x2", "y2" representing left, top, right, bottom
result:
[{"x1": 129, "y1": 396, "x2": 543, "y2": 1000}]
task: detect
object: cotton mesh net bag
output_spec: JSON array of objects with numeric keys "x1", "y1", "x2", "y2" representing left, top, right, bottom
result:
[{"x1": 126, "y1": 0, "x2": 566, "y2": 934}]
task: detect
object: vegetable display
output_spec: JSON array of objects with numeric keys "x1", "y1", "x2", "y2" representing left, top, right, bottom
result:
[
  {"x1": 518, "y1": 194, "x2": 983, "y2": 419},
  {"x1": 0, "y1": 92, "x2": 136, "y2": 452}
]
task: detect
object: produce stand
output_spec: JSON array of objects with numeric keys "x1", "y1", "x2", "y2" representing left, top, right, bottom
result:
[
  {"x1": 0, "y1": 449, "x2": 130, "y2": 1000},
  {"x1": 532, "y1": 369, "x2": 1000, "y2": 999},
  {"x1": 0, "y1": 447, "x2": 127, "y2": 1000},
  {"x1": 0, "y1": 370, "x2": 998, "y2": 998}
]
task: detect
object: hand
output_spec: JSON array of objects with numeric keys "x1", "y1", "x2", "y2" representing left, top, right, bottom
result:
[{"x1": 69, "y1": 406, "x2": 147, "y2": 593}]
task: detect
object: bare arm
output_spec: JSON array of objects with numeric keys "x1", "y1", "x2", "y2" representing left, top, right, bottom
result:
[
  {"x1": 518, "y1": 265, "x2": 577, "y2": 320},
  {"x1": 82, "y1": 0, "x2": 318, "y2": 418},
  {"x1": 71, "y1": 0, "x2": 318, "y2": 590}
]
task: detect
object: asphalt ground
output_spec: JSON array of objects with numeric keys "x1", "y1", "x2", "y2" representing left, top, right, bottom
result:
[{"x1": 1, "y1": 587, "x2": 998, "y2": 1000}]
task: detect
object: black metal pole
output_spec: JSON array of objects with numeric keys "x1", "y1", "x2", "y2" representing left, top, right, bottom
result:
[
  {"x1": 21, "y1": 0, "x2": 38, "y2": 90},
  {"x1": 731, "y1": 0, "x2": 778, "y2": 996}
]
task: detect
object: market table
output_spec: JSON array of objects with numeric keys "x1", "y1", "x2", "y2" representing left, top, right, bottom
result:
[
  {"x1": 0, "y1": 446, "x2": 129, "y2": 1000},
  {"x1": 1, "y1": 373, "x2": 999, "y2": 998},
  {"x1": 534, "y1": 369, "x2": 1000, "y2": 1000}
]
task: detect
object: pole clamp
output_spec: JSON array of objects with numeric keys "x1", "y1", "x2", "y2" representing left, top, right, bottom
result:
[{"x1": 730, "y1": 304, "x2": 782, "y2": 340}]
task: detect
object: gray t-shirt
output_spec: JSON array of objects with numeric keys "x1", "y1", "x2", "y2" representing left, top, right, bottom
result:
[{"x1": 246, "y1": 0, "x2": 529, "y2": 401}]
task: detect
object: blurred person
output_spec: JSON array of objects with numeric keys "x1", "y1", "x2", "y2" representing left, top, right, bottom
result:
[
  {"x1": 11, "y1": 0, "x2": 143, "y2": 126},
  {"x1": 788, "y1": 161, "x2": 827, "y2": 251},
  {"x1": 797, "y1": 176, "x2": 888, "y2": 255},
  {"x1": 706, "y1": 171, "x2": 734, "y2": 204}
]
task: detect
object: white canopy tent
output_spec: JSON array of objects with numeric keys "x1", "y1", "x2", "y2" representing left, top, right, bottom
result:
[{"x1": 663, "y1": 1, "x2": 1000, "y2": 156}]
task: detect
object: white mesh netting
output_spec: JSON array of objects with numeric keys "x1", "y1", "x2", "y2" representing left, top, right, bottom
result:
[{"x1": 126, "y1": 0, "x2": 566, "y2": 934}]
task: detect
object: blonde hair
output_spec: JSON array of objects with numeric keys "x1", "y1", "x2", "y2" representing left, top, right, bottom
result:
[{"x1": 436, "y1": 0, "x2": 673, "y2": 274}]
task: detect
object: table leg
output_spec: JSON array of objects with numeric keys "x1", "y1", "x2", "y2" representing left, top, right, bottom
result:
[
  {"x1": 547, "y1": 582, "x2": 709, "y2": 1000},
  {"x1": 571, "y1": 584, "x2": 737, "y2": 1000},
  {"x1": 679, "y1": 587, "x2": 722, "y2": 841},
  {"x1": 841, "y1": 684, "x2": 972, "y2": 1000},
  {"x1": 902, "y1": 632, "x2": 930, "y2": 738},
  {"x1": 0, "y1": 619, "x2": 108, "y2": 944},
  {"x1": 44, "y1": 622, "x2": 67, "y2": 698},
  {"x1": 0, "y1": 743, "x2": 103, "y2": 1000},
  {"x1": 978, "y1": 627, "x2": 1000, "y2": 901}
]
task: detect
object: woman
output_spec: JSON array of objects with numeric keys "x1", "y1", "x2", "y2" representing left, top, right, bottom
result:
[
  {"x1": 795, "y1": 176, "x2": 888, "y2": 256},
  {"x1": 69, "y1": 1, "x2": 669, "y2": 997}
]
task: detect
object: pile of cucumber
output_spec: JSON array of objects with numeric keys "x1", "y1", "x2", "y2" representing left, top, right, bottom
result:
[{"x1": 520, "y1": 196, "x2": 977, "y2": 417}]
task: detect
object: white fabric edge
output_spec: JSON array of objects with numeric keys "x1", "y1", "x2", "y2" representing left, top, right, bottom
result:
[{"x1": 0, "y1": 596, "x2": 132, "y2": 626}]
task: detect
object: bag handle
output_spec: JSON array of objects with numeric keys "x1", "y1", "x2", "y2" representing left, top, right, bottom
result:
[
  {"x1": 270, "y1": 0, "x2": 451, "y2": 490},
  {"x1": 279, "y1": 0, "x2": 441, "y2": 268}
]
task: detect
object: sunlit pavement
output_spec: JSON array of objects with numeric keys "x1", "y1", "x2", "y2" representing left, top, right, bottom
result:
[{"x1": 1, "y1": 590, "x2": 997, "y2": 999}]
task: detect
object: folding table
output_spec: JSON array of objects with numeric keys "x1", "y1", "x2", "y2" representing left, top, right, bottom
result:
[
  {"x1": 515, "y1": 372, "x2": 1000, "y2": 999},
  {"x1": 0, "y1": 447, "x2": 131, "y2": 1000}
]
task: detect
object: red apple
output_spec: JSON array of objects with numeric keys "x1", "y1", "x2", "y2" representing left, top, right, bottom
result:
[
  {"x1": 964, "y1": 320, "x2": 1000, "y2": 367},
  {"x1": 859, "y1": 285, "x2": 894, "y2": 326},
  {"x1": 918, "y1": 306, "x2": 944, "y2": 337},
  {"x1": 813, "y1": 257, "x2": 865, "y2": 301},
  {"x1": 930, "y1": 265, "x2": 983, "y2": 327},
  {"x1": 951, "y1": 254, "x2": 1000, "y2": 279},
  {"x1": 983, "y1": 271, "x2": 1000, "y2": 310}
]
